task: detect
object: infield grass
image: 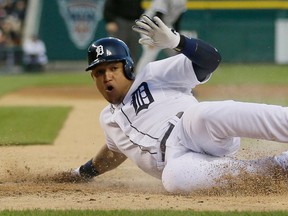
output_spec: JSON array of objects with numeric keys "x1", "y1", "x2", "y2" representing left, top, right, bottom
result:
[
  {"x1": 0, "y1": 71, "x2": 92, "y2": 97},
  {"x1": 0, "y1": 72, "x2": 82, "y2": 145},
  {"x1": 0, "y1": 106, "x2": 71, "y2": 145}
]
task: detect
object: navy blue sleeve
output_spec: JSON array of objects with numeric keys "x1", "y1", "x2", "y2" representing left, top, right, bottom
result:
[{"x1": 175, "y1": 35, "x2": 222, "y2": 81}]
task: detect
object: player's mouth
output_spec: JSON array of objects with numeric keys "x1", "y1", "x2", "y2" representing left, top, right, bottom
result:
[{"x1": 106, "y1": 85, "x2": 114, "y2": 92}]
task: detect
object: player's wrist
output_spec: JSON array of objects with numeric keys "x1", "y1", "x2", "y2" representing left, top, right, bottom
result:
[
  {"x1": 174, "y1": 35, "x2": 186, "y2": 52},
  {"x1": 174, "y1": 35, "x2": 197, "y2": 53},
  {"x1": 169, "y1": 29, "x2": 181, "y2": 49},
  {"x1": 79, "y1": 159, "x2": 100, "y2": 179}
]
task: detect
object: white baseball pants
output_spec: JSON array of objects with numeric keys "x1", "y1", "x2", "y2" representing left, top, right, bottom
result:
[{"x1": 162, "y1": 100, "x2": 288, "y2": 192}]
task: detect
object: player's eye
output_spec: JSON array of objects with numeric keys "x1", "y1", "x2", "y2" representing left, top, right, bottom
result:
[
  {"x1": 91, "y1": 69, "x2": 105, "y2": 79},
  {"x1": 109, "y1": 62, "x2": 123, "y2": 72},
  {"x1": 111, "y1": 66, "x2": 118, "y2": 71}
]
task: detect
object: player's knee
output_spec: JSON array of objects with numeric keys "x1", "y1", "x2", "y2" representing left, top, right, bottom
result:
[
  {"x1": 162, "y1": 165, "x2": 191, "y2": 193},
  {"x1": 162, "y1": 160, "x2": 213, "y2": 193}
]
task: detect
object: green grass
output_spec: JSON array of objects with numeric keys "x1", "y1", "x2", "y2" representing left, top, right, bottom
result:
[
  {"x1": 0, "y1": 71, "x2": 83, "y2": 145},
  {"x1": 0, "y1": 64, "x2": 288, "y2": 97},
  {"x1": 1, "y1": 210, "x2": 288, "y2": 216},
  {"x1": 210, "y1": 64, "x2": 288, "y2": 85},
  {"x1": 0, "y1": 71, "x2": 92, "y2": 97},
  {"x1": 0, "y1": 106, "x2": 71, "y2": 145}
]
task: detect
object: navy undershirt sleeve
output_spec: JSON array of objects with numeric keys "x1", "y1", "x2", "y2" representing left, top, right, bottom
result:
[{"x1": 175, "y1": 35, "x2": 222, "y2": 81}]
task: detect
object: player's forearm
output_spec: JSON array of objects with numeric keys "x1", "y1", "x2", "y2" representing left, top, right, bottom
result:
[
  {"x1": 175, "y1": 35, "x2": 222, "y2": 81},
  {"x1": 93, "y1": 145, "x2": 127, "y2": 174},
  {"x1": 78, "y1": 145, "x2": 127, "y2": 178}
]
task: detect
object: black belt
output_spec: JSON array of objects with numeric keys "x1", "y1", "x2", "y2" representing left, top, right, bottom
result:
[{"x1": 160, "y1": 112, "x2": 184, "y2": 162}]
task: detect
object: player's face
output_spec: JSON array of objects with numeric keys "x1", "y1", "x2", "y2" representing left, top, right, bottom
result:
[{"x1": 90, "y1": 61, "x2": 133, "y2": 104}]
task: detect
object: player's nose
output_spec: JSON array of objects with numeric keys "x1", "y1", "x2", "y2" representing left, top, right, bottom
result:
[{"x1": 103, "y1": 70, "x2": 113, "y2": 81}]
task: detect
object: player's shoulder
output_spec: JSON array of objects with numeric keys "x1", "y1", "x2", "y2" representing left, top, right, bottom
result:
[
  {"x1": 151, "y1": 53, "x2": 186, "y2": 66},
  {"x1": 138, "y1": 54, "x2": 186, "y2": 75},
  {"x1": 99, "y1": 105, "x2": 112, "y2": 121},
  {"x1": 135, "y1": 54, "x2": 188, "y2": 82}
]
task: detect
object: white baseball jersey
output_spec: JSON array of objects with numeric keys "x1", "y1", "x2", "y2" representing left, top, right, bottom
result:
[{"x1": 100, "y1": 54, "x2": 205, "y2": 178}]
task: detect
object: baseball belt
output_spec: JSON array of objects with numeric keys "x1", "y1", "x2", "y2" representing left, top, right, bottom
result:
[{"x1": 160, "y1": 111, "x2": 184, "y2": 162}]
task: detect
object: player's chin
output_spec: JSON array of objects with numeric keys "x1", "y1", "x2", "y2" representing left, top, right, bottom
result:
[{"x1": 105, "y1": 94, "x2": 122, "y2": 105}]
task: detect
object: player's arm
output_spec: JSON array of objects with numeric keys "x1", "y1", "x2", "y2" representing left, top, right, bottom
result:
[
  {"x1": 132, "y1": 15, "x2": 221, "y2": 81},
  {"x1": 175, "y1": 35, "x2": 221, "y2": 81},
  {"x1": 75, "y1": 144, "x2": 127, "y2": 179}
]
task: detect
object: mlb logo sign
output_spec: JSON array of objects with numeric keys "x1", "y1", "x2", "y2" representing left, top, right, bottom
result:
[{"x1": 58, "y1": 0, "x2": 104, "y2": 49}]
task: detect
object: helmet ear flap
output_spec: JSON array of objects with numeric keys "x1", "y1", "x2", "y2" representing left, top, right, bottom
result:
[{"x1": 123, "y1": 59, "x2": 135, "y2": 80}]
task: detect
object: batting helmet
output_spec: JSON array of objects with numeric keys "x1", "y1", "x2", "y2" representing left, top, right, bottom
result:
[{"x1": 85, "y1": 37, "x2": 135, "y2": 80}]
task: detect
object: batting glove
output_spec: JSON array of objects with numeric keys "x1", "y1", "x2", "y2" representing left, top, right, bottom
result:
[{"x1": 132, "y1": 15, "x2": 180, "y2": 49}]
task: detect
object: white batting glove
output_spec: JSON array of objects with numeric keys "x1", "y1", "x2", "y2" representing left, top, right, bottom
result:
[
  {"x1": 132, "y1": 15, "x2": 180, "y2": 49},
  {"x1": 71, "y1": 167, "x2": 81, "y2": 176}
]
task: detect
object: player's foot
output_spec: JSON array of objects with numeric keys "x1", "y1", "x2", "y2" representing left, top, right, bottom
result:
[{"x1": 274, "y1": 151, "x2": 288, "y2": 171}]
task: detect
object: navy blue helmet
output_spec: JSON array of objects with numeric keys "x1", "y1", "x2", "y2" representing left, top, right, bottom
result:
[{"x1": 85, "y1": 37, "x2": 135, "y2": 80}]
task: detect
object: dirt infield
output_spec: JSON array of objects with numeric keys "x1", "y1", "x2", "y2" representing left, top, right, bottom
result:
[{"x1": 1, "y1": 85, "x2": 288, "y2": 211}]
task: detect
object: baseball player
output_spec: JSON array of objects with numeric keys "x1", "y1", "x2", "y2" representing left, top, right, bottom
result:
[
  {"x1": 70, "y1": 15, "x2": 288, "y2": 193},
  {"x1": 135, "y1": 0, "x2": 187, "y2": 73}
]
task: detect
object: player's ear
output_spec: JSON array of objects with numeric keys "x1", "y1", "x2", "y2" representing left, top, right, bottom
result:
[{"x1": 90, "y1": 71, "x2": 96, "y2": 80}]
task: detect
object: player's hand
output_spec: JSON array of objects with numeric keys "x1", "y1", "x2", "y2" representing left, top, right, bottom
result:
[
  {"x1": 52, "y1": 168, "x2": 93, "y2": 183},
  {"x1": 132, "y1": 15, "x2": 180, "y2": 49}
]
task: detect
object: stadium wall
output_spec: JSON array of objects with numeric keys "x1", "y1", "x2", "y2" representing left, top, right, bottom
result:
[{"x1": 35, "y1": 0, "x2": 288, "y2": 63}]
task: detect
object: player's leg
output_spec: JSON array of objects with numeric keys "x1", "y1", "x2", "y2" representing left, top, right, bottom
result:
[
  {"x1": 162, "y1": 151, "x2": 277, "y2": 193},
  {"x1": 162, "y1": 100, "x2": 288, "y2": 193},
  {"x1": 181, "y1": 100, "x2": 288, "y2": 157}
]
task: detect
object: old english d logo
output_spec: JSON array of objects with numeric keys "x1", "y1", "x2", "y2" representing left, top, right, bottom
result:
[
  {"x1": 58, "y1": 0, "x2": 104, "y2": 49},
  {"x1": 95, "y1": 45, "x2": 104, "y2": 57},
  {"x1": 131, "y1": 82, "x2": 154, "y2": 115}
]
